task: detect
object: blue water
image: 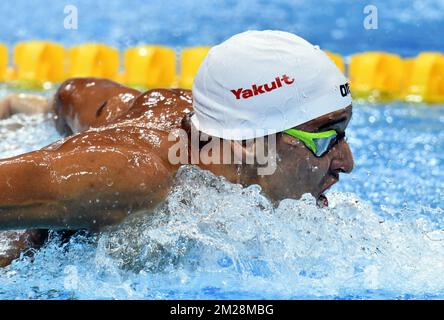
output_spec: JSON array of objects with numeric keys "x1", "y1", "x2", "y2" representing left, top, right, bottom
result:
[{"x1": 0, "y1": 0, "x2": 443, "y2": 300}]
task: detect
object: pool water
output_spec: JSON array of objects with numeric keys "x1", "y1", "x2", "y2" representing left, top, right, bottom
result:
[
  {"x1": 0, "y1": 97, "x2": 442, "y2": 299},
  {"x1": 0, "y1": 0, "x2": 443, "y2": 300}
]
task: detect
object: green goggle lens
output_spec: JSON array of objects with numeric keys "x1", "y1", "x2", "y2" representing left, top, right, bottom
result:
[{"x1": 283, "y1": 128, "x2": 339, "y2": 157}]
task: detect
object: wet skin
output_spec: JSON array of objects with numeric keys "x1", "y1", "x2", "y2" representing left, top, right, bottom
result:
[{"x1": 0, "y1": 77, "x2": 353, "y2": 263}]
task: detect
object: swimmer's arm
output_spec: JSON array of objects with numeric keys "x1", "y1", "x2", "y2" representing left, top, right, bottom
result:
[
  {"x1": 0, "y1": 94, "x2": 52, "y2": 119},
  {"x1": 0, "y1": 130, "x2": 172, "y2": 231}
]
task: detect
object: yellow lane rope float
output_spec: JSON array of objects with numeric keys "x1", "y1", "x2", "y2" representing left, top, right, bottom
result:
[{"x1": 123, "y1": 45, "x2": 176, "y2": 89}]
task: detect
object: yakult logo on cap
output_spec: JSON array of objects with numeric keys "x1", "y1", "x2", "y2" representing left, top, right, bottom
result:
[{"x1": 231, "y1": 74, "x2": 295, "y2": 100}]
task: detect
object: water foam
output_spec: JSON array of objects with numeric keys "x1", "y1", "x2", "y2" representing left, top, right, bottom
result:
[{"x1": 96, "y1": 166, "x2": 444, "y2": 298}]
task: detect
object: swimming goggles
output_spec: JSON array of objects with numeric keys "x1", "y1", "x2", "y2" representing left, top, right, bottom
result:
[{"x1": 283, "y1": 128, "x2": 343, "y2": 157}]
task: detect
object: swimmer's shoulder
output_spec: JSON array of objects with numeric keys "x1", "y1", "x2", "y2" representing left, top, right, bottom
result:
[
  {"x1": 136, "y1": 88, "x2": 192, "y2": 109},
  {"x1": 115, "y1": 88, "x2": 193, "y2": 130}
]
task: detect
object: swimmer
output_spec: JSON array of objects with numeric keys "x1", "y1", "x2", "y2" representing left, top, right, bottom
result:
[{"x1": 0, "y1": 31, "x2": 353, "y2": 266}]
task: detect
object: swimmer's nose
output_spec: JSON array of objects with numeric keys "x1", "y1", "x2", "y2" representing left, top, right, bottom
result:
[{"x1": 329, "y1": 139, "x2": 354, "y2": 174}]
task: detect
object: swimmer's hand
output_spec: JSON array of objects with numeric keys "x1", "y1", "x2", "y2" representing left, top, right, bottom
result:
[{"x1": 0, "y1": 94, "x2": 52, "y2": 119}]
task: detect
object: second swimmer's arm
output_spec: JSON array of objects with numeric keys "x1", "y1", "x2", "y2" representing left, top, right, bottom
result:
[
  {"x1": 0, "y1": 129, "x2": 173, "y2": 231},
  {"x1": 0, "y1": 94, "x2": 52, "y2": 119}
]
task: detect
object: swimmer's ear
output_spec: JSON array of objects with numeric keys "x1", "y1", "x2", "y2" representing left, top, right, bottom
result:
[
  {"x1": 229, "y1": 136, "x2": 277, "y2": 169},
  {"x1": 229, "y1": 140, "x2": 257, "y2": 164}
]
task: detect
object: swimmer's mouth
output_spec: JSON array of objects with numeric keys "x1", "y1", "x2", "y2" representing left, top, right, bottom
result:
[{"x1": 316, "y1": 173, "x2": 339, "y2": 208}]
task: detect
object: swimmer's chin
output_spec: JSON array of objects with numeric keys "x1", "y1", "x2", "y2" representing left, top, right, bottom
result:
[{"x1": 316, "y1": 174, "x2": 340, "y2": 208}]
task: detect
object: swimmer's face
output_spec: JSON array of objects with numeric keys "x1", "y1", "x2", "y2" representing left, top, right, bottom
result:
[{"x1": 260, "y1": 105, "x2": 354, "y2": 203}]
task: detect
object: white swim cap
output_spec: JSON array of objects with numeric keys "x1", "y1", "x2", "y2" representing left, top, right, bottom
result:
[{"x1": 191, "y1": 30, "x2": 352, "y2": 140}]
